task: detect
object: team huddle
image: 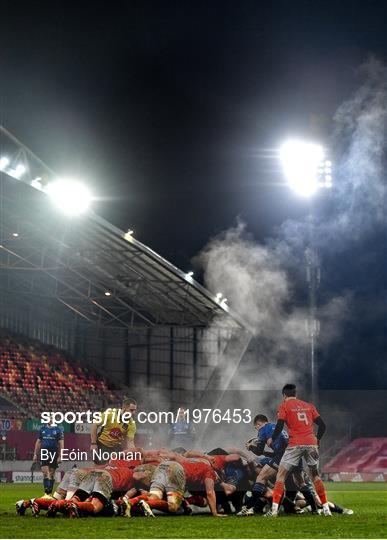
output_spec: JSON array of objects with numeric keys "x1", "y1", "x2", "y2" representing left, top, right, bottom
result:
[{"x1": 15, "y1": 385, "x2": 353, "y2": 519}]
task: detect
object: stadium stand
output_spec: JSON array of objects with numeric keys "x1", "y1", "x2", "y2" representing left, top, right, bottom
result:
[
  {"x1": 0, "y1": 331, "x2": 123, "y2": 419},
  {"x1": 323, "y1": 438, "x2": 387, "y2": 474}
]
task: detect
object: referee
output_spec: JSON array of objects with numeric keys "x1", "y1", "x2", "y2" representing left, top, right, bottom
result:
[{"x1": 90, "y1": 397, "x2": 137, "y2": 463}]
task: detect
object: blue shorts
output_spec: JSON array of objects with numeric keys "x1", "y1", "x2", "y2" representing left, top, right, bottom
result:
[{"x1": 259, "y1": 454, "x2": 283, "y2": 471}]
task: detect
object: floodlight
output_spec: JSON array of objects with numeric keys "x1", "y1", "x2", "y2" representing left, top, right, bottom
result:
[
  {"x1": 0, "y1": 157, "x2": 9, "y2": 170},
  {"x1": 215, "y1": 293, "x2": 223, "y2": 301},
  {"x1": 280, "y1": 140, "x2": 324, "y2": 197},
  {"x1": 124, "y1": 229, "x2": 134, "y2": 242},
  {"x1": 104, "y1": 291, "x2": 111, "y2": 297},
  {"x1": 186, "y1": 271, "x2": 194, "y2": 279},
  {"x1": 46, "y1": 179, "x2": 91, "y2": 215},
  {"x1": 12, "y1": 233, "x2": 19, "y2": 237},
  {"x1": 31, "y1": 177, "x2": 43, "y2": 190},
  {"x1": 8, "y1": 163, "x2": 26, "y2": 179}
]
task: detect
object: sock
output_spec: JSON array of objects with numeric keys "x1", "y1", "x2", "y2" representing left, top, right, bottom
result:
[
  {"x1": 147, "y1": 499, "x2": 170, "y2": 512},
  {"x1": 34, "y1": 497, "x2": 52, "y2": 510},
  {"x1": 251, "y1": 482, "x2": 266, "y2": 506},
  {"x1": 56, "y1": 499, "x2": 69, "y2": 513},
  {"x1": 74, "y1": 501, "x2": 96, "y2": 515},
  {"x1": 43, "y1": 478, "x2": 50, "y2": 493},
  {"x1": 186, "y1": 495, "x2": 206, "y2": 507},
  {"x1": 300, "y1": 484, "x2": 318, "y2": 511},
  {"x1": 272, "y1": 481, "x2": 285, "y2": 505},
  {"x1": 48, "y1": 478, "x2": 55, "y2": 494},
  {"x1": 313, "y1": 479, "x2": 328, "y2": 505},
  {"x1": 330, "y1": 503, "x2": 343, "y2": 514},
  {"x1": 128, "y1": 494, "x2": 148, "y2": 505}
]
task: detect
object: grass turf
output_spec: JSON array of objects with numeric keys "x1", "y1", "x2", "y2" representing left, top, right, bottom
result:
[{"x1": 0, "y1": 482, "x2": 386, "y2": 538}]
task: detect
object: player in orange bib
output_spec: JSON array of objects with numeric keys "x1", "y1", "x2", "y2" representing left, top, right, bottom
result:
[{"x1": 266, "y1": 383, "x2": 331, "y2": 517}]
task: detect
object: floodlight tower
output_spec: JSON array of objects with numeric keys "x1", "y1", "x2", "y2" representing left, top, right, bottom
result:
[{"x1": 280, "y1": 140, "x2": 332, "y2": 402}]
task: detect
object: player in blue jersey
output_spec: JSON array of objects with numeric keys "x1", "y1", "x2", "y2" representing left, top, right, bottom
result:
[
  {"x1": 33, "y1": 422, "x2": 64, "y2": 496},
  {"x1": 238, "y1": 414, "x2": 289, "y2": 516}
]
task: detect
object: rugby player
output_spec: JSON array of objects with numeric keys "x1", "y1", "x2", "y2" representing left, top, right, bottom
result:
[
  {"x1": 32, "y1": 421, "x2": 64, "y2": 496},
  {"x1": 50, "y1": 462, "x2": 153, "y2": 517},
  {"x1": 16, "y1": 451, "x2": 148, "y2": 517},
  {"x1": 165, "y1": 451, "x2": 227, "y2": 517},
  {"x1": 122, "y1": 460, "x2": 186, "y2": 516},
  {"x1": 266, "y1": 384, "x2": 331, "y2": 517},
  {"x1": 238, "y1": 413, "x2": 289, "y2": 516},
  {"x1": 16, "y1": 465, "x2": 101, "y2": 516}
]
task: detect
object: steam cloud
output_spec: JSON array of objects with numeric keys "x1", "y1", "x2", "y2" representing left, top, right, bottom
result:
[{"x1": 193, "y1": 58, "x2": 385, "y2": 447}]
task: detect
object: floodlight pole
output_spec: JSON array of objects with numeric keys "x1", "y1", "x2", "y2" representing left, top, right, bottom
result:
[{"x1": 306, "y1": 202, "x2": 320, "y2": 404}]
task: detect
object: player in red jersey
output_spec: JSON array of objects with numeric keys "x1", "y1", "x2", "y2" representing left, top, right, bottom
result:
[
  {"x1": 165, "y1": 451, "x2": 226, "y2": 517},
  {"x1": 67, "y1": 461, "x2": 144, "y2": 517},
  {"x1": 266, "y1": 384, "x2": 330, "y2": 517},
  {"x1": 180, "y1": 458, "x2": 221, "y2": 516},
  {"x1": 185, "y1": 450, "x2": 243, "y2": 501},
  {"x1": 16, "y1": 464, "x2": 106, "y2": 516},
  {"x1": 46, "y1": 460, "x2": 149, "y2": 518},
  {"x1": 122, "y1": 460, "x2": 186, "y2": 517}
]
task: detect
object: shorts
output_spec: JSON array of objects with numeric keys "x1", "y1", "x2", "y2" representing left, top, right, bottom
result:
[
  {"x1": 280, "y1": 445, "x2": 319, "y2": 471},
  {"x1": 57, "y1": 470, "x2": 73, "y2": 492},
  {"x1": 150, "y1": 461, "x2": 185, "y2": 498},
  {"x1": 66, "y1": 469, "x2": 89, "y2": 491},
  {"x1": 78, "y1": 470, "x2": 113, "y2": 501},
  {"x1": 40, "y1": 449, "x2": 59, "y2": 468}
]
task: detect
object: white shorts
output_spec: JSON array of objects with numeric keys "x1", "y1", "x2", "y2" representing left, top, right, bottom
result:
[
  {"x1": 57, "y1": 469, "x2": 88, "y2": 492},
  {"x1": 280, "y1": 445, "x2": 319, "y2": 470},
  {"x1": 78, "y1": 470, "x2": 113, "y2": 500},
  {"x1": 150, "y1": 461, "x2": 186, "y2": 498}
]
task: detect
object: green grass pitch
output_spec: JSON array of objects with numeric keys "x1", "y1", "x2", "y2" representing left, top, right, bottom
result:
[{"x1": 0, "y1": 482, "x2": 386, "y2": 538}]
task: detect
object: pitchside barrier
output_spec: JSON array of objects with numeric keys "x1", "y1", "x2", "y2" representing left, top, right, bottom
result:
[{"x1": 327, "y1": 472, "x2": 387, "y2": 482}]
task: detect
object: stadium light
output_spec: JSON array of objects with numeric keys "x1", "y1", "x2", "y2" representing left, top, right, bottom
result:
[
  {"x1": 8, "y1": 163, "x2": 26, "y2": 179},
  {"x1": 0, "y1": 156, "x2": 10, "y2": 171},
  {"x1": 31, "y1": 177, "x2": 43, "y2": 190},
  {"x1": 215, "y1": 293, "x2": 223, "y2": 301},
  {"x1": 124, "y1": 229, "x2": 134, "y2": 242},
  {"x1": 185, "y1": 271, "x2": 194, "y2": 281},
  {"x1": 12, "y1": 233, "x2": 19, "y2": 237},
  {"x1": 46, "y1": 179, "x2": 91, "y2": 216},
  {"x1": 280, "y1": 140, "x2": 331, "y2": 197},
  {"x1": 104, "y1": 291, "x2": 111, "y2": 297}
]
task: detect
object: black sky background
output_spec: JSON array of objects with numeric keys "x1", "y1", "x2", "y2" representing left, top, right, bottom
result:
[{"x1": 1, "y1": 0, "x2": 386, "y2": 389}]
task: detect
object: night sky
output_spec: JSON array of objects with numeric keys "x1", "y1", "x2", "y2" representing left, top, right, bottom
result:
[{"x1": 1, "y1": 1, "x2": 386, "y2": 389}]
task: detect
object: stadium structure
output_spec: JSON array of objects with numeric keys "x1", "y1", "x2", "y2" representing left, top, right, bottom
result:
[
  {"x1": 1, "y1": 128, "x2": 386, "y2": 484},
  {"x1": 0, "y1": 126, "x2": 252, "y2": 415}
]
